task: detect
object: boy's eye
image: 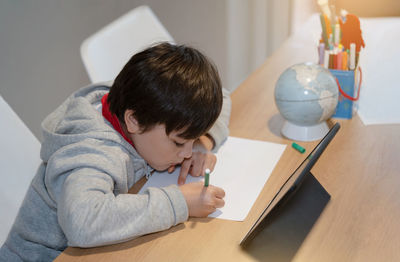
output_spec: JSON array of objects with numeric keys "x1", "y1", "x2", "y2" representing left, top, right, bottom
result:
[{"x1": 174, "y1": 141, "x2": 185, "y2": 147}]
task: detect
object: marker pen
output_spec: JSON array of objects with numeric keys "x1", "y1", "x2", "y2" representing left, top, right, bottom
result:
[
  {"x1": 292, "y1": 142, "x2": 305, "y2": 154},
  {"x1": 204, "y1": 168, "x2": 210, "y2": 187}
]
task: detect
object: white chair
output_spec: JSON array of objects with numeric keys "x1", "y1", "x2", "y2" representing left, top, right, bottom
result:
[
  {"x1": 80, "y1": 5, "x2": 174, "y2": 83},
  {"x1": 0, "y1": 95, "x2": 41, "y2": 245}
]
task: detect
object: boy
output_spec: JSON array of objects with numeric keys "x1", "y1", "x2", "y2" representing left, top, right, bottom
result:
[{"x1": 0, "y1": 43, "x2": 231, "y2": 261}]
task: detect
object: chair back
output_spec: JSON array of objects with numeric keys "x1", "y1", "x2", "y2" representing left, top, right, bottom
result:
[
  {"x1": 81, "y1": 5, "x2": 174, "y2": 83},
  {"x1": 0, "y1": 95, "x2": 41, "y2": 245}
]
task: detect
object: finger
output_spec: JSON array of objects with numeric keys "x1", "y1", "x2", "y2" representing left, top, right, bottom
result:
[
  {"x1": 214, "y1": 198, "x2": 225, "y2": 208},
  {"x1": 203, "y1": 154, "x2": 216, "y2": 173},
  {"x1": 178, "y1": 159, "x2": 192, "y2": 185},
  {"x1": 210, "y1": 155, "x2": 217, "y2": 170},
  {"x1": 168, "y1": 165, "x2": 175, "y2": 173},
  {"x1": 190, "y1": 156, "x2": 204, "y2": 177},
  {"x1": 213, "y1": 187, "x2": 226, "y2": 199}
]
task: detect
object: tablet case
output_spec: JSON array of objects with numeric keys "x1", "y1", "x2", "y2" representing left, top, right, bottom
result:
[{"x1": 242, "y1": 172, "x2": 330, "y2": 262}]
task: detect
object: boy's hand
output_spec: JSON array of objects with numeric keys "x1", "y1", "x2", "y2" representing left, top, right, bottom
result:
[
  {"x1": 176, "y1": 151, "x2": 216, "y2": 185},
  {"x1": 179, "y1": 181, "x2": 225, "y2": 217},
  {"x1": 175, "y1": 135, "x2": 216, "y2": 185}
]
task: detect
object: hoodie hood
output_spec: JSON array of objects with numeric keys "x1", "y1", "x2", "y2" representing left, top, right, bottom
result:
[{"x1": 40, "y1": 83, "x2": 138, "y2": 162}]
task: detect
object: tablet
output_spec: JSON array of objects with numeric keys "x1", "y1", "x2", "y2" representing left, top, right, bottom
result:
[{"x1": 239, "y1": 122, "x2": 340, "y2": 247}]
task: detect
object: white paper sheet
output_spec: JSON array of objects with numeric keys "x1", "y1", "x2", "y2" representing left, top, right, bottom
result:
[
  {"x1": 356, "y1": 17, "x2": 400, "y2": 125},
  {"x1": 139, "y1": 137, "x2": 286, "y2": 221}
]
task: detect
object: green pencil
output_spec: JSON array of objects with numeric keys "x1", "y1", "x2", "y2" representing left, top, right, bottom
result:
[{"x1": 204, "y1": 168, "x2": 210, "y2": 187}]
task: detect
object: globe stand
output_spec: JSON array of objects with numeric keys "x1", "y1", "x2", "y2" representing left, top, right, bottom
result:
[{"x1": 281, "y1": 120, "x2": 329, "y2": 142}]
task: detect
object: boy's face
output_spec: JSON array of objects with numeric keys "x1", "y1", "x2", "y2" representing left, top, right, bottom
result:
[{"x1": 129, "y1": 124, "x2": 195, "y2": 171}]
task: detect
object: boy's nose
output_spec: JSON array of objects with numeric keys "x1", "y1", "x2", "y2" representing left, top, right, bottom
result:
[{"x1": 178, "y1": 142, "x2": 193, "y2": 159}]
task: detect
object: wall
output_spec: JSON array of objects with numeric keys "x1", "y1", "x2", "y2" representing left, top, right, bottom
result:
[
  {"x1": 290, "y1": 0, "x2": 400, "y2": 34},
  {"x1": 334, "y1": 0, "x2": 400, "y2": 17},
  {"x1": 0, "y1": 0, "x2": 292, "y2": 141}
]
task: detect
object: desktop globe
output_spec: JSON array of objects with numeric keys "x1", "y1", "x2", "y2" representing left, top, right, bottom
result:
[{"x1": 274, "y1": 62, "x2": 338, "y2": 141}]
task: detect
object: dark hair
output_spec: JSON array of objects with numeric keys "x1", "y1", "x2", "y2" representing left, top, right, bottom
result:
[{"x1": 108, "y1": 42, "x2": 223, "y2": 139}]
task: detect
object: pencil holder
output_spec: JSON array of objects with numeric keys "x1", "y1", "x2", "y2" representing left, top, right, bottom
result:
[{"x1": 330, "y1": 67, "x2": 362, "y2": 119}]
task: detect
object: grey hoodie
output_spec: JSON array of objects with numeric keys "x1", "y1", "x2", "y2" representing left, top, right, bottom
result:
[{"x1": 0, "y1": 83, "x2": 230, "y2": 261}]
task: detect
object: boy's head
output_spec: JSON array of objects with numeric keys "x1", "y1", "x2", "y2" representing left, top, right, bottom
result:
[
  {"x1": 108, "y1": 42, "x2": 223, "y2": 140},
  {"x1": 107, "y1": 43, "x2": 223, "y2": 170}
]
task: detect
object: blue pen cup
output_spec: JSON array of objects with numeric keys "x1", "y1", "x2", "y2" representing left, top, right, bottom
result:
[{"x1": 330, "y1": 68, "x2": 361, "y2": 119}]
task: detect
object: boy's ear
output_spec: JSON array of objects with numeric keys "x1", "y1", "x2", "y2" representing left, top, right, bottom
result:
[{"x1": 124, "y1": 110, "x2": 140, "y2": 134}]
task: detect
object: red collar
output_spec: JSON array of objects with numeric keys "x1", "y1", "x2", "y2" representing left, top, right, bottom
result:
[{"x1": 101, "y1": 94, "x2": 134, "y2": 147}]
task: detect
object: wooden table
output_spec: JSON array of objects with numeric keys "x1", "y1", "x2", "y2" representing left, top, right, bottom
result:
[{"x1": 55, "y1": 22, "x2": 400, "y2": 262}]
